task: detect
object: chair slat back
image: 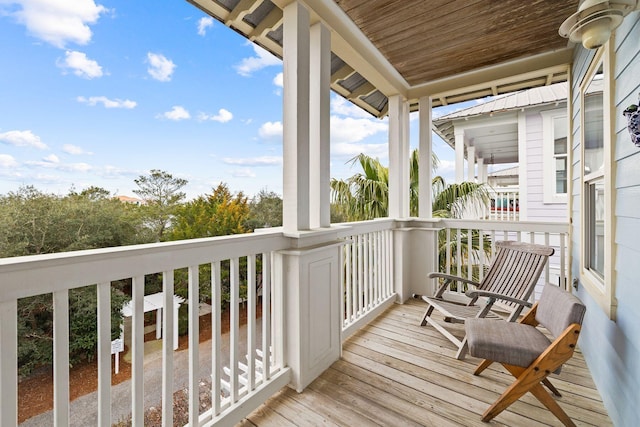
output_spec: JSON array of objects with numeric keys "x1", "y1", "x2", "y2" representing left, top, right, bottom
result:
[{"x1": 479, "y1": 241, "x2": 555, "y2": 307}]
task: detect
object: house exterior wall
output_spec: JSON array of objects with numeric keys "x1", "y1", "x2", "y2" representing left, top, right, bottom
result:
[
  {"x1": 571, "y1": 12, "x2": 640, "y2": 427},
  {"x1": 524, "y1": 110, "x2": 569, "y2": 222}
]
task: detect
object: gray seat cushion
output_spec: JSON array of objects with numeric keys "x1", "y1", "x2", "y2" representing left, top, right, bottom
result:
[{"x1": 466, "y1": 319, "x2": 551, "y2": 368}]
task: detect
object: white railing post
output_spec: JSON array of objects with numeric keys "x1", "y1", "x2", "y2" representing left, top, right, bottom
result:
[
  {"x1": 131, "y1": 275, "x2": 144, "y2": 426},
  {"x1": 0, "y1": 300, "x2": 17, "y2": 426},
  {"x1": 97, "y1": 282, "x2": 111, "y2": 426},
  {"x1": 53, "y1": 289, "x2": 70, "y2": 427},
  {"x1": 161, "y1": 271, "x2": 174, "y2": 427}
]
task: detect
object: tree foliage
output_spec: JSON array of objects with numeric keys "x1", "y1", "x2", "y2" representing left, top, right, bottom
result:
[
  {"x1": 170, "y1": 183, "x2": 249, "y2": 240},
  {"x1": 246, "y1": 189, "x2": 282, "y2": 230},
  {"x1": 133, "y1": 169, "x2": 188, "y2": 241},
  {"x1": 330, "y1": 149, "x2": 488, "y2": 221},
  {"x1": 0, "y1": 186, "x2": 138, "y2": 376}
]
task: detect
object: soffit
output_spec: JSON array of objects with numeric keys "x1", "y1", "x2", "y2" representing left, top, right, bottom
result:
[{"x1": 188, "y1": 0, "x2": 579, "y2": 117}]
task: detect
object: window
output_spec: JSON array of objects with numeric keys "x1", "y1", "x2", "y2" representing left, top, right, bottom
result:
[
  {"x1": 542, "y1": 111, "x2": 568, "y2": 203},
  {"x1": 580, "y1": 47, "x2": 616, "y2": 319}
]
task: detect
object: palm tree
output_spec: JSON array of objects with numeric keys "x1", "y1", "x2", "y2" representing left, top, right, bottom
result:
[
  {"x1": 331, "y1": 149, "x2": 489, "y2": 221},
  {"x1": 331, "y1": 149, "x2": 491, "y2": 282}
]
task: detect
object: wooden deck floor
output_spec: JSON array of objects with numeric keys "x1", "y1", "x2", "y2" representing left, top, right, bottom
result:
[{"x1": 240, "y1": 299, "x2": 611, "y2": 427}]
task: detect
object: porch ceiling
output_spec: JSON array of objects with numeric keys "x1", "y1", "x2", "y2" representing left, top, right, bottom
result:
[{"x1": 188, "y1": 0, "x2": 579, "y2": 117}]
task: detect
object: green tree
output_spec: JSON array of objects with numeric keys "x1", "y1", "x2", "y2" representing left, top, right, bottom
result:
[
  {"x1": 246, "y1": 189, "x2": 283, "y2": 230},
  {"x1": 133, "y1": 169, "x2": 188, "y2": 241},
  {"x1": 331, "y1": 149, "x2": 489, "y2": 221},
  {"x1": 331, "y1": 150, "x2": 491, "y2": 281},
  {"x1": 0, "y1": 186, "x2": 139, "y2": 375},
  {"x1": 170, "y1": 183, "x2": 249, "y2": 240}
]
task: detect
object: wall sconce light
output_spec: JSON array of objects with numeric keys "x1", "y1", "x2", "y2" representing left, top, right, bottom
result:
[{"x1": 559, "y1": 0, "x2": 639, "y2": 49}]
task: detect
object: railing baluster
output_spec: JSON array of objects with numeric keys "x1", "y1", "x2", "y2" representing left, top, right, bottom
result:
[
  {"x1": 230, "y1": 257, "x2": 240, "y2": 403},
  {"x1": 262, "y1": 253, "x2": 272, "y2": 380},
  {"x1": 97, "y1": 282, "x2": 111, "y2": 426},
  {"x1": 357, "y1": 234, "x2": 363, "y2": 315},
  {"x1": 364, "y1": 233, "x2": 370, "y2": 309},
  {"x1": 247, "y1": 254, "x2": 256, "y2": 391},
  {"x1": 131, "y1": 275, "x2": 145, "y2": 426},
  {"x1": 345, "y1": 243, "x2": 352, "y2": 324},
  {"x1": 162, "y1": 271, "x2": 174, "y2": 427},
  {"x1": 53, "y1": 289, "x2": 70, "y2": 426},
  {"x1": 211, "y1": 261, "x2": 222, "y2": 415},
  {"x1": 188, "y1": 265, "x2": 199, "y2": 425},
  {"x1": 560, "y1": 233, "x2": 567, "y2": 291},
  {"x1": 467, "y1": 229, "x2": 472, "y2": 281},
  {"x1": 351, "y1": 238, "x2": 357, "y2": 318},
  {"x1": 0, "y1": 300, "x2": 17, "y2": 426}
]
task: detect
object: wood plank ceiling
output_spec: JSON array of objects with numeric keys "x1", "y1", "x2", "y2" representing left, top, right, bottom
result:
[{"x1": 188, "y1": 0, "x2": 580, "y2": 117}]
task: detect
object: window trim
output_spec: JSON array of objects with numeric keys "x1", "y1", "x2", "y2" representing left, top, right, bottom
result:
[
  {"x1": 578, "y1": 43, "x2": 617, "y2": 320},
  {"x1": 541, "y1": 109, "x2": 568, "y2": 204}
]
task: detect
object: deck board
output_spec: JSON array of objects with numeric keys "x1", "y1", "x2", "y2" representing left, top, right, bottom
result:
[{"x1": 242, "y1": 300, "x2": 611, "y2": 426}]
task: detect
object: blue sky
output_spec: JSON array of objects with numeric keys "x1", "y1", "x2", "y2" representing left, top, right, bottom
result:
[{"x1": 0, "y1": 0, "x2": 460, "y2": 200}]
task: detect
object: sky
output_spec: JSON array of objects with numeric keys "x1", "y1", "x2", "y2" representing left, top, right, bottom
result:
[{"x1": 0, "y1": 0, "x2": 464, "y2": 200}]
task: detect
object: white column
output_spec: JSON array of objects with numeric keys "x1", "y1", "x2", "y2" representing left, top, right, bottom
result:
[
  {"x1": 455, "y1": 129, "x2": 465, "y2": 183},
  {"x1": 477, "y1": 157, "x2": 486, "y2": 183},
  {"x1": 309, "y1": 21, "x2": 331, "y2": 228},
  {"x1": 388, "y1": 94, "x2": 410, "y2": 218},
  {"x1": 467, "y1": 145, "x2": 476, "y2": 182},
  {"x1": 283, "y1": 1, "x2": 311, "y2": 232},
  {"x1": 517, "y1": 111, "x2": 528, "y2": 220},
  {"x1": 418, "y1": 96, "x2": 432, "y2": 218}
]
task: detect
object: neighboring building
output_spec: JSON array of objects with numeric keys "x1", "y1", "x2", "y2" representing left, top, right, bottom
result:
[
  {"x1": 116, "y1": 195, "x2": 144, "y2": 206},
  {"x1": 433, "y1": 83, "x2": 569, "y2": 222}
]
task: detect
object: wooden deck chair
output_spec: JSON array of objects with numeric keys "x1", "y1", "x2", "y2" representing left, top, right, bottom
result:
[
  {"x1": 420, "y1": 240, "x2": 554, "y2": 359},
  {"x1": 466, "y1": 284, "x2": 586, "y2": 426}
]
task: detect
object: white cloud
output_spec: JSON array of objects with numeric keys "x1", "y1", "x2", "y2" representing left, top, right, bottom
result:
[
  {"x1": 231, "y1": 168, "x2": 256, "y2": 178},
  {"x1": 234, "y1": 44, "x2": 280, "y2": 77},
  {"x1": 258, "y1": 121, "x2": 283, "y2": 139},
  {"x1": 158, "y1": 106, "x2": 190, "y2": 121},
  {"x1": 273, "y1": 72, "x2": 283, "y2": 88},
  {"x1": 0, "y1": 154, "x2": 18, "y2": 168},
  {"x1": 2, "y1": 0, "x2": 107, "y2": 48},
  {"x1": 330, "y1": 95, "x2": 372, "y2": 119},
  {"x1": 43, "y1": 153, "x2": 60, "y2": 163},
  {"x1": 0, "y1": 130, "x2": 48, "y2": 149},
  {"x1": 77, "y1": 96, "x2": 136, "y2": 109},
  {"x1": 332, "y1": 142, "x2": 388, "y2": 159},
  {"x1": 25, "y1": 157, "x2": 92, "y2": 172},
  {"x1": 147, "y1": 52, "x2": 175, "y2": 82},
  {"x1": 59, "y1": 50, "x2": 103, "y2": 79},
  {"x1": 330, "y1": 116, "x2": 388, "y2": 144},
  {"x1": 197, "y1": 16, "x2": 213, "y2": 36},
  {"x1": 199, "y1": 108, "x2": 233, "y2": 123},
  {"x1": 62, "y1": 143, "x2": 93, "y2": 155},
  {"x1": 222, "y1": 156, "x2": 281, "y2": 166}
]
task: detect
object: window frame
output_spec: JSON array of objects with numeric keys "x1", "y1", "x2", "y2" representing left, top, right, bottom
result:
[
  {"x1": 541, "y1": 109, "x2": 569, "y2": 204},
  {"x1": 579, "y1": 44, "x2": 617, "y2": 320}
]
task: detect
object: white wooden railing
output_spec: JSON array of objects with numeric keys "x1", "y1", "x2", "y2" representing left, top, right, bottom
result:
[
  {"x1": 436, "y1": 219, "x2": 569, "y2": 303},
  {"x1": 487, "y1": 188, "x2": 520, "y2": 221},
  {"x1": 336, "y1": 219, "x2": 396, "y2": 340},
  {"x1": 0, "y1": 231, "x2": 292, "y2": 427}
]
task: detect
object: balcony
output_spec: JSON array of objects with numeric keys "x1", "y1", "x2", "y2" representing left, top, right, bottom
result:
[{"x1": 2, "y1": 217, "x2": 607, "y2": 426}]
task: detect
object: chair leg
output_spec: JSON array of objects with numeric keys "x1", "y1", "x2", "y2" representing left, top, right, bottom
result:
[
  {"x1": 481, "y1": 365, "x2": 533, "y2": 422},
  {"x1": 529, "y1": 383, "x2": 575, "y2": 427},
  {"x1": 455, "y1": 338, "x2": 468, "y2": 360},
  {"x1": 420, "y1": 304, "x2": 435, "y2": 326},
  {"x1": 483, "y1": 364, "x2": 575, "y2": 427},
  {"x1": 473, "y1": 359, "x2": 493, "y2": 376},
  {"x1": 542, "y1": 378, "x2": 561, "y2": 397}
]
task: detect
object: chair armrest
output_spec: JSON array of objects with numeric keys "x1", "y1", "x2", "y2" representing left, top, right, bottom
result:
[
  {"x1": 465, "y1": 289, "x2": 533, "y2": 308},
  {"x1": 428, "y1": 272, "x2": 480, "y2": 288}
]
